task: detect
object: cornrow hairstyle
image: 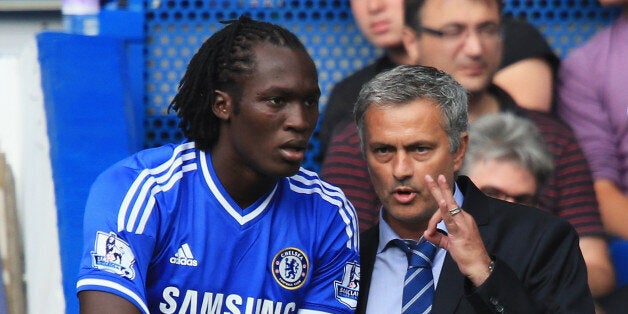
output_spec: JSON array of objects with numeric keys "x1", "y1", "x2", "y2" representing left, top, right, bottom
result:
[{"x1": 168, "y1": 15, "x2": 309, "y2": 151}]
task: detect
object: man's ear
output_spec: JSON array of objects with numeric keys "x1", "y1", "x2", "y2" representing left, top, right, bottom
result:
[
  {"x1": 402, "y1": 26, "x2": 421, "y2": 65},
  {"x1": 453, "y1": 132, "x2": 469, "y2": 172},
  {"x1": 212, "y1": 90, "x2": 232, "y2": 120}
]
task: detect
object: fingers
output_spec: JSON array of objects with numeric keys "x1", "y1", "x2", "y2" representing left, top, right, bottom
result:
[
  {"x1": 425, "y1": 174, "x2": 492, "y2": 286},
  {"x1": 436, "y1": 174, "x2": 458, "y2": 210},
  {"x1": 425, "y1": 174, "x2": 444, "y2": 202},
  {"x1": 424, "y1": 206, "x2": 448, "y2": 248},
  {"x1": 425, "y1": 174, "x2": 461, "y2": 226}
]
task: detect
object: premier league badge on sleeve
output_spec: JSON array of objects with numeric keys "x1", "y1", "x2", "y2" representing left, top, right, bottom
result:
[
  {"x1": 91, "y1": 231, "x2": 136, "y2": 279},
  {"x1": 334, "y1": 261, "x2": 360, "y2": 309}
]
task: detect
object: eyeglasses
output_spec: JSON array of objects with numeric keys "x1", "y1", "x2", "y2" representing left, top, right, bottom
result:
[
  {"x1": 418, "y1": 23, "x2": 503, "y2": 44},
  {"x1": 480, "y1": 186, "x2": 537, "y2": 206}
]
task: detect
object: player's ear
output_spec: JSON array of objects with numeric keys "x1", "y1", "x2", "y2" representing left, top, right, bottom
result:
[
  {"x1": 453, "y1": 132, "x2": 469, "y2": 172},
  {"x1": 213, "y1": 90, "x2": 232, "y2": 121}
]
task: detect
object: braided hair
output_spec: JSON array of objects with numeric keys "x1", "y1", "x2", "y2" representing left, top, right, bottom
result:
[{"x1": 168, "y1": 15, "x2": 309, "y2": 151}]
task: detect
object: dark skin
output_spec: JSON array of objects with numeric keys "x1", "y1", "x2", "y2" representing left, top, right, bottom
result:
[
  {"x1": 210, "y1": 42, "x2": 319, "y2": 208},
  {"x1": 80, "y1": 291, "x2": 140, "y2": 313},
  {"x1": 79, "y1": 42, "x2": 320, "y2": 312}
]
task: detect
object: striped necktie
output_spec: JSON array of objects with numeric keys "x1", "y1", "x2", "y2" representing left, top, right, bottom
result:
[{"x1": 393, "y1": 239, "x2": 438, "y2": 314}]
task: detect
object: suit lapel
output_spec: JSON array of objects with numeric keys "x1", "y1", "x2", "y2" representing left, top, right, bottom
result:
[{"x1": 433, "y1": 252, "x2": 465, "y2": 312}]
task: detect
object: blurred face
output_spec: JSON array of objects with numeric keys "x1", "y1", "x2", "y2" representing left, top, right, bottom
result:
[
  {"x1": 351, "y1": 0, "x2": 406, "y2": 48},
  {"x1": 597, "y1": 0, "x2": 628, "y2": 6},
  {"x1": 222, "y1": 43, "x2": 320, "y2": 178},
  {"x1": 404, "y1": 0, "x2": 503, "y2": 95},
  {"x1": 466, "y1": 159, "x2": 538, "y2": 206},
  {"x1": 363, "y1": 99, "x2": 467, "y2": 231}
]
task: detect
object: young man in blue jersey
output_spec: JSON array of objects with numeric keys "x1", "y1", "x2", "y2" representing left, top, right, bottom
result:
[{"x1": 76, "y1": 16, "x2": 360, "y2": 314}]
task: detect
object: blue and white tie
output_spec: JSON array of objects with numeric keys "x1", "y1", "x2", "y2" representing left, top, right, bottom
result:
[{"x1": 393, "y1": 239, "x2": 438, "y2": 314}]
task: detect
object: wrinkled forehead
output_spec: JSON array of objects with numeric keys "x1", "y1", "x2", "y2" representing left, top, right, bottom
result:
[{"x1": 419, "y1": 0, "x2": 502, "y2": 25}]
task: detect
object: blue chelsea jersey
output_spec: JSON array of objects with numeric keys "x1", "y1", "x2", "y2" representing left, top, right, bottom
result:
[{"x1": 76, "y1": 142, "x2": 360, "y2": 313}]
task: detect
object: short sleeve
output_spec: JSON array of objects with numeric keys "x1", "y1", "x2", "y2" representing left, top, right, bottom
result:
[{"x1": 76, "y1": 164, "x2": 157, "y2": 314}]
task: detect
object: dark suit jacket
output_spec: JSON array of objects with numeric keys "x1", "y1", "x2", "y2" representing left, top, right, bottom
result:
[{"x1": 357, "y1": 176, "x2": 594, "y2": 313}]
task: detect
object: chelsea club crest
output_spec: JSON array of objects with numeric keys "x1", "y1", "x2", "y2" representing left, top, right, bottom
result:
[{"x1": 272, "y1": 247, "x2": 309, "y2": 290}]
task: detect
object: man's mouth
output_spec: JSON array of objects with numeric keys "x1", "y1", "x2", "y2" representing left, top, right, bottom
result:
[{"x1": 393, "y1": 188, "x2": 417, "y2": 204}]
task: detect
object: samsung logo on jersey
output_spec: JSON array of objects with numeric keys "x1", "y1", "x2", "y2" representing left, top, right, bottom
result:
[{"x1": 160, "y1": 287, "x2": 297, "y2": 314}]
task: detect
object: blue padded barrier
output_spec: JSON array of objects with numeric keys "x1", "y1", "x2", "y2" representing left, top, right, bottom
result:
[
  {"x1": 37, "y1": 31, "x2": 141, "y2": 314},
  {"x1": 99, "y1": 8, "x2": 146, "y2": 142}
]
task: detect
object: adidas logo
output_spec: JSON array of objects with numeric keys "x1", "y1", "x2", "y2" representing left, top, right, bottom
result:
[{"x1": 169, "y1": 243, "x2": 199, "y2": 267}]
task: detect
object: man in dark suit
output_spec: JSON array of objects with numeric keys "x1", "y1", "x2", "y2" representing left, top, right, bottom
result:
[{"x1": 354, "y1": 64, "x2": 593, "y2": 313}]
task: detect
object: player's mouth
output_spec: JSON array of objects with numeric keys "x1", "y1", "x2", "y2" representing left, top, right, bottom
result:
[{"x1": 279, "y1": 141, "x2": 307, "y2": 163}]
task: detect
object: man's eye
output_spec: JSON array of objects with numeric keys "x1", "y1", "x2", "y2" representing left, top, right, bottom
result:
[
  {"x1": 304, "y1": 98, "x2": 319, "y2": 107},
  {"x1": 479, "y1": 24, "x2": 502, "y2": 36},
  {"x1": 268, "y1": 98, "x2": 285, "y2": 106},
  {"x1": 441, "y1": 26, "x2": 465, "y2": 37},
  {"x1": 374, "y1": 147, "x2": 390, "y2": 154}
]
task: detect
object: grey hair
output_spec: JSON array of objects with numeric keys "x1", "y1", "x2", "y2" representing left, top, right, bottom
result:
[
  {"x1": 460, "y1": 112, "x2": 554, "y2": 186},
  {"x1": 354, "y1": 65, "x2": 469, "y2": 153}
]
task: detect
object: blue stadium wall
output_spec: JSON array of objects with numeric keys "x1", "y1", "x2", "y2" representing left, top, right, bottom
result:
[{"x1": 37, "y1": 0, "x2": 620, "y2": 312}]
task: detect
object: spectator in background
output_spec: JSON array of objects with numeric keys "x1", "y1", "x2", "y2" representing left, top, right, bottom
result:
[
  {"x1": 460, "y1": 112, "x2": 616, "y2": 299},
  {"x1": 320, "y1": 0, "x2": 559, "y2": 230},
  {"x1": 558, "y1": 2, "x2": 628, "y2": 308},
  {"x1": 558, "y1": 0, "x2": 628, "y2": 240},
  {"x1": 461, "y1": 113, "x2": 554, "y2": 209}
]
